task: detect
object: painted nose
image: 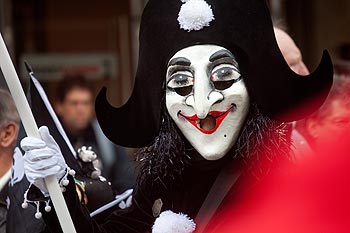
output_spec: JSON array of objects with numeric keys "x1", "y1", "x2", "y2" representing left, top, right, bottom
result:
[{"x1": 185, "y1": 78, "x2": 223, "y2": 119}]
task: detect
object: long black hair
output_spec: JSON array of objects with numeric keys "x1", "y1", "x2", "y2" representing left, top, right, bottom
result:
[{"x1": 136, "y1": 102, "x2": 291, "y2": 191}]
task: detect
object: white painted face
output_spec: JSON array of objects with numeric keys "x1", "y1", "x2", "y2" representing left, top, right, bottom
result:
[{"x1": 166, "y1": 45, "x2": 250, "y2": 160}]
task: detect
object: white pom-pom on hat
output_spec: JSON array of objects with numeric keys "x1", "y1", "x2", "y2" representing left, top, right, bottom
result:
[
  {"x1": 152, "y1": 210, "x2": 196, "y2": 233},
  {"x1": 178, "y1": 0, "x2": 215, "y2": 32}
]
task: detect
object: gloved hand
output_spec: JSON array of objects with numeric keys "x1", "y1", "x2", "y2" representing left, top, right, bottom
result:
[{"x1": 21, "y1": 126, "x2": 67, "y2": 193}]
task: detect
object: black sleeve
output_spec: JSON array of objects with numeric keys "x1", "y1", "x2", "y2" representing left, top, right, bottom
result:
[{"x1": 42, "y1": 176, "x2": 156, "y2": 233}]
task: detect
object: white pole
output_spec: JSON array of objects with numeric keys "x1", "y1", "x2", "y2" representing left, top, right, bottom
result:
[{"x1": 0, "y1": 33, "x2": 77, "y2": 233}]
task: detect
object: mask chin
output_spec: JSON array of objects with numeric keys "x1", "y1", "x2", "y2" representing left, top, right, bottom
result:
[
  {"x1": 197, "y1": 148, "x2": 232, "y2": 161},
  {"x1": 184, "y1": 128, "x2": 239, "y2": 161}
]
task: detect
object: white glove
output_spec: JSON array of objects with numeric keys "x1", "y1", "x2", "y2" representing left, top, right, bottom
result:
[{"x1": 21, "y1": 126, "x2": 67, "y2": 193}]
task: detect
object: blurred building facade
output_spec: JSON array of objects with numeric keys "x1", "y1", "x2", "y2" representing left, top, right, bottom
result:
[{"x1": 0, "y1": 0, "x2": 349, "y2": 106}]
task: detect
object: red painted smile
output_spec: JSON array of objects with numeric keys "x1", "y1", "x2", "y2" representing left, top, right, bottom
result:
[{"x1": 178, "y1": 106, "x2": 234, "y2": 134}]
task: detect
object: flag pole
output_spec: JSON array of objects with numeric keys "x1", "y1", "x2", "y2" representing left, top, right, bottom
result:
[{"x1": 0, "y1": 33, "x2": 77, "y2": 233}]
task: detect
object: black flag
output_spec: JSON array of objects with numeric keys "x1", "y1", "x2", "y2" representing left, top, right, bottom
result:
[
  {"x1": 25, "y1": 62, "x2": 82, "y2": 174},
  {"x1": 23, "y1": 63, "x2": 120, "y2": 222}
]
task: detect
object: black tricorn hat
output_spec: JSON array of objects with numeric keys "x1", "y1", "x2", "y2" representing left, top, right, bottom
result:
[{"x1": 95, "y1": 0, "x2": 333, "y2": 148}]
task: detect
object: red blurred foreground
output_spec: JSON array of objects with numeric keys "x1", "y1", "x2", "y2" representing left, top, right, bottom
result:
[{"x1": 205, "y1": 132, "x2": 350, "y2": 233}]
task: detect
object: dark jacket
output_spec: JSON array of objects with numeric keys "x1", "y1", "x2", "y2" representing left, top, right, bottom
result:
[
  {"x1": 0, "y1": 185, "x2": 7, "y2": 233},
  {"x1": 42, "y1": 156, "x2": 249, "y2": 233}
]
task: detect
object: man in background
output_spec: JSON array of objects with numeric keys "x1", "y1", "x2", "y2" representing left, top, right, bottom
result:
[
  {"x1": 0, "y1": 89, "x2": 19, "y2": 232},
  {"x1": 0, "y1": 88, "x2": 48, "y2": 233},
  {"x1": 274, "y1": 27, "x2": 313, "y2": 158},
  {"x1": 0, "y1": 89, "x2": 21, "y2": 233},
  {"x1": 274, "y1": 27, "x2": 350, "y2": 159},
  {"x1": 274, "y1": 27, "x2": 309, "y2": 76},
  {"x1": 293, "y1": 74, "x2": 350, "y2": 157},
  {"x1": 54, "y1": 76, "x2": 135, "y2": 193}
]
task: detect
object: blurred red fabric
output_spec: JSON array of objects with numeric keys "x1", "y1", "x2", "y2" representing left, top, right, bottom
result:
[{"x1": 205, "y1": 132, "x2": 350, "y2": 233}]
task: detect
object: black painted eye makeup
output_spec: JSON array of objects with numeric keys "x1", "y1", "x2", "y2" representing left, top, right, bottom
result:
[
  {"x1": 167, "y1": 71, "x2": 194, "y2": 96},
  {"x1": 211, "y1": 65, "x2": 241, "y2": 90}
]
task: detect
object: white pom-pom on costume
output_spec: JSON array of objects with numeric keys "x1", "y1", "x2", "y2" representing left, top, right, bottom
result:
[
  {"x1": 68, "y1": 168, "x2": 76, "y2": 176},
  {"x1": 178, "y1": 0, "x2": 214, "y2": 32},
  {"x1": 45, "y1": 205, "x2": 52, "y2": 212},
  {"x1": 35, "y1": 212, "x2": 42, "y2": 219},
  {"x1": 21, "y1": 202, "x2": 28, "y2": 209},
  {"x1": 152, "y1": 210, "x2": 196, "y2": 233}
]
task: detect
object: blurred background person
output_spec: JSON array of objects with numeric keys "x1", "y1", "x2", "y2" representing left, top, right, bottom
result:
[
  {"x1": 0, "y1": 88, "x2": 48, "y2": 233},
  {"x1": 274, "y1": 27, "x2": 350, "y2": 159},
  {"x1": 274, "y1": 27, "x2": 310, "y2": 76},
  {"x1": 274, "y1": 26, "x2": 313, "y2": 158},
  {"x1": 293, "y1": 74, "x2": 350, "y2": 157},
  {"x1": 54, "y1": 75, "x2": 135, "y2": 193},
  {"x1": 0, "y1": 88, "x2": 20, "y2": 233}
]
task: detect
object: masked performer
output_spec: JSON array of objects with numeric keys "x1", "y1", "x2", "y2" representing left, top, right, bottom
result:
[{"x1": 21, "y1": 0, "x2": 333, "y2": 232}]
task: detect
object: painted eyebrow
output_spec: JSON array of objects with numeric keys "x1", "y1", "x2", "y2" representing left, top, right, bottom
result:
[
  {"x1": 168, "y1": 57, "x2": 191, "y2": 67},
  {"x1": 209, "y1": 49, "x2": 235, "y2": 62}
]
